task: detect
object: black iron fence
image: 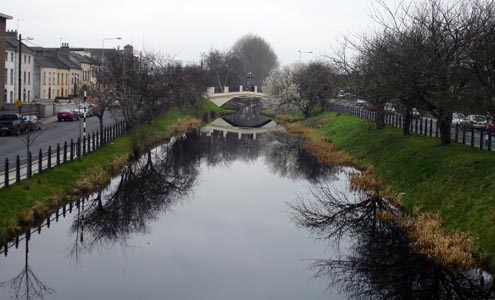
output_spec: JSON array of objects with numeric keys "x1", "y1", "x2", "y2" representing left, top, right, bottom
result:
[
  {"x1": 1, "y1": 121, "x2": 128, "y2": 188},
  {"x1": 329, "y1": 102, "x2": 494, "y2": 152}
]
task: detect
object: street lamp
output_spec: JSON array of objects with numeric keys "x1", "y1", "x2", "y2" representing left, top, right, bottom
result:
[
  {"x1": 298, "y1": 50, "x2": 312, "y2": 62},
  {"x1": 101, "y1": 37, "x2": 122, "y2": 67}
]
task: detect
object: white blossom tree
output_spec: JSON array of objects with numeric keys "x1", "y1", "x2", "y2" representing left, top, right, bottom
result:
[{"x1": 262, "y1": 64, "x2": 307, "y2": 116}]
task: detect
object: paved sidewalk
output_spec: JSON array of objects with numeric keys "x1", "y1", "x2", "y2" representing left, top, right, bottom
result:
[{"x1": 41, "y1": 115, "x2": 58, "y2": 125}]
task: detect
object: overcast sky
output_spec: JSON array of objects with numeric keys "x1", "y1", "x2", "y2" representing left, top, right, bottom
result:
[{"x1": 3, "y1": 0, "x2": 401, "y2": 65}]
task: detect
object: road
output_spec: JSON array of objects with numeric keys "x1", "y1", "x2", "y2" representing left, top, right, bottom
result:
[{"x1": 0, "y1": 112, "x2": 116, "y2": 172}]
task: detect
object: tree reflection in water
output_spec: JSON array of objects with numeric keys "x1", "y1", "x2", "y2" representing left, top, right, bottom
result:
[
  {"x1": 0, "y1": 234, "x2": 55, "y2": 300},
  {"x1": 262, "y1": 131, "x2": 337, "y2": 183},
  {"x1": 292, "y1": 183, "x2": 495, "y2": 299},
  {"x1": 69, "y1": 134, "x2": 202, "y2": 255}
]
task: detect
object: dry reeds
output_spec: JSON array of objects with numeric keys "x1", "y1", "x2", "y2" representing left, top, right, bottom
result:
[
  {"x1": 285, "y1": 123, "x2": 353, "y2": 166},
  {"x1": 170, "y1": 117, "x2": 202, "y2": 136}
]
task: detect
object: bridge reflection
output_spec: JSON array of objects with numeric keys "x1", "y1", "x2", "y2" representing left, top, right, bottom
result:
[{"x1": 202, "y1": 97, "x2": 283, "y2": 140}]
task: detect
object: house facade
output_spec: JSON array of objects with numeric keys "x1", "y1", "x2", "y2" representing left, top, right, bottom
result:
[
  {"x1": 0, "y1": 12, "x2": 12, "y2": 107},
  {"x1": 4, "y1": 30, "x2": 35, "y2": 103}
]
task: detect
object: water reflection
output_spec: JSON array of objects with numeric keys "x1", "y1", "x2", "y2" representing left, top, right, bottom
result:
[
  {"x1": 66, "y1": 130, "x2": 339, "y2": 258},
  {"x1": 0, "y1": 233, "x2": 54, "y2": 300},
  {"x1": 292, "y1": 183, "x2": 495, "y2": 299},
  {"x1": 262, "y1": 131, "x2": 338, "y2": 183},
  {"x1": 69, "y1": 135, "x2": 201, "y2": 256}
]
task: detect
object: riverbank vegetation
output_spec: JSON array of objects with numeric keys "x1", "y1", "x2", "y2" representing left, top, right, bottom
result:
[
  {"x1": 297, "y1": 112, "x2": 495, "y2": 270},
  {"x1": 0, "y1": 99, "x2": 230, "y2": 244}
]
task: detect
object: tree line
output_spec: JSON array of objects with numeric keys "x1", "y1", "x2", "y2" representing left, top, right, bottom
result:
[{"x1": 263, "y1": 0, "x2": 495, "y2": 145}]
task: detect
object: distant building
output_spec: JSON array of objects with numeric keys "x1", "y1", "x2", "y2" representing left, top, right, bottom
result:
[
  {"x1": 0, "y1": 12, "x2": 12, "y2": 107},
  {"x1": 4, "y1": 30, "x2": 35, "y2": 104}
]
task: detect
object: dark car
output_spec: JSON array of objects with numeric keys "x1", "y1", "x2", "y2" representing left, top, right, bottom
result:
[
  {"x1": 57, "y1": 108, "x2": 80, "y2": 121},
  {"x1": 0, "y1": 113, "x2": 27, "y2": 135},
  {"x1": 23, "y1": 115, "x2": 43, "y2": 131}
]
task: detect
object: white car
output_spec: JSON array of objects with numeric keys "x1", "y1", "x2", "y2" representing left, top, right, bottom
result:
[
  {"x1": 76, "y1": 104, "x2": 94, "y2": 117},
  {"x1": 452, "y1": 113, "x2": 465, "y2": 125},
  {"x1": 465, "y1": 115, "x2": 488, "y2": 129}
]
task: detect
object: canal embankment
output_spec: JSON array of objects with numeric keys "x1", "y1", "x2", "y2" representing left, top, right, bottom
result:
[
  {"x1": 303, "y1": 112, "x2": 495, "y2": 270},
  {"x1": 0, "y1": 99, "x2": 231, "y2": 244}
]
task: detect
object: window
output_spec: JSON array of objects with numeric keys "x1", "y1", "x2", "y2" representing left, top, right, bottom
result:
[
  {"x1": 28, "y1": 91, "x2": 30, "y2": 101},
  {"x1": 4, "y1": 69, "x2": 7, "y2": 84},
  {"x1": 24, "y1": 55, "x2": 26, "y2": 64},
  {"x1": 48, "y1": 72, "x2": 51, "y2": 85},
  {"x1": 57, "y1": 73, "x2": 60, "y2": 85},
  {"x1": 28, "y1": 56, "x2": 31, "y2": 64},
  {"x1": 28, "y1": 72, "x2": 30, "y2": 85},
  {"x1": 43, "y1": 72, "x2": 46, "y2": 85},
  {"x1": 65, "y1": 74, "x2": 67, "y2": 85},
  {"x1": 23, "y1": 88, "x2": 26, "y2": 101},
  {"x1": 23, "y1": 71, "x2": 26, "y2": 84},
  {"x1": 10, "y1": 52, "x2": 13, "y2": 62},
  {"x1": 9, "y1": 91, "x2": 13, "y2": 103},
  {"x1": 10, "y1": 69, "x2": 13, "y2": 85}
]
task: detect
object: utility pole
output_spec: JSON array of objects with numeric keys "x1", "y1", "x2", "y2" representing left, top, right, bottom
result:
[
  {"x1": 83, "y1": 91, "x2": 87, "y2": 139},
  {"x1": 18, "y1": 34, "x2": 22, "y2": 114}
]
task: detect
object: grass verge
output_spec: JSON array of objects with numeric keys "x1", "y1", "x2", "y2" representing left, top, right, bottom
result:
[
  {"x1": 309, "y1": 112, "x2": 495, "y2": 269},
  {"x1": 0, "y1": 99, "x2": 230, "y2": 243}
]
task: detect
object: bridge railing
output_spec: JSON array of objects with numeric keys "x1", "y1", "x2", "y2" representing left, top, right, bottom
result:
[{"x1": 207, "y1": 86, "x2": 262, "y2": 95}]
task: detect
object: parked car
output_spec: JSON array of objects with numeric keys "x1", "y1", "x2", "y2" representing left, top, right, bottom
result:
[
  {"x1": 452, "y1": 113, "x2": 466, "y2": 125},
  {"x1": 0, "y1": 113, "x2": 27, "y2": 135},
  {"x1": 76, "y1": 104, "x2": 94, "y2": 117},
  {"x1": 89, "y1": 104, "x2": 100, "y2": 116},
  {"x1": 385, "y1": 103, "x2": 396, "y2": 113},
  {"x1": 57, "y1": 108, "x2": 80, "y2": 121},
  {"x1": 356, "y1": 99, "x2": 369, "y2": 107},
  {"x1": 23, "y1": 115, "x2": 43, "y2": 131},
  {"x1": 487, "y1": 121, "x2": 495, "y2": 133},
  {"x1": 465, "y1": 115, "x2": 488, "y2": 129}
]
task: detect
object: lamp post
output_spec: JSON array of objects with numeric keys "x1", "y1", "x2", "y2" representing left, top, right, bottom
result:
[
  {"x1": 101, "y1": 37, "x2": 122, "y2": 68},
  {"x1": 298, "y1": 50, "x2": 312, "y2": 62}
]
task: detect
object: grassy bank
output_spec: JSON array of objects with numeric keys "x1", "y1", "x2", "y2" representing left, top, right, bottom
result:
[
  {"x1": 311, "y1": 112, "x2": 495, "y2": 269},
  {"x1": 0, "y1": 99, "x2": 230, "y2": 242}
]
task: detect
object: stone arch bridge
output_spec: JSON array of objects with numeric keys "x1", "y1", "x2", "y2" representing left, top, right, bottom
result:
[{"x1": 206, "y1": 86, "x2": 265, "y2": 107}]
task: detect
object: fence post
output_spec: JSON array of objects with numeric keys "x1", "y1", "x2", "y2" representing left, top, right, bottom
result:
[
  {"x1": 4, "y1": 158, "x2": 8, "y2": 188},
  {"x1": 16, "y1": 155, "x2": 20, "y2": 183},
  {"x1": 462, "y1": 127, "x2": 466, "y2": 145},
  {"x1": 27, "y1": 152, "x2": 32, "y2": 179},
  {"x1": 435, "y1": 121, "x2": 439, "y2": 138},
  {"x1": 489, "y1": 133, "x2": 492, "y2": 151},
  {"x1": 77, "y1": 137, "x2": 81, "y2": 158},
  {"x1": 470, "y1": 128, "x2": 475, "y2": 147},
  {"x1": 92, "y1": 132, "x2": 96, "y2": 151},
  {"x1": 83, "y1": 135, "x2": 86, "y2": 155},
  {"x1": 96, "y1": 130, "x2": 99, "y2": 148},
  {"x1": 455, "y1": 124, "x2": 459, "y2": 142},
  {"x1": 429, "y1": 119, "x2": 433, "y2": 137},
  {"x1": 38, "y1": 148, "x2": 42, "y2": 174},
  {"x1": 70, "y1": 139, "x2": 74, "y2": 161},
  {"x1": 480, "y1": 130, "x2": 484, "y2": 150},
  {"x1": 63, "y1": 141, "x2": 67, "y2": 163},
  {"x1": 48, "y1": 146, "x2": 52, "y2": 169}
]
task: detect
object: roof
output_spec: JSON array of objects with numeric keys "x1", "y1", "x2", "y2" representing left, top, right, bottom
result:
[
  {"x1": 0, "y1": 13, "x2": 13, "y2": 20},
  {"x1": 4, "y1": 38, "x2": 34, "y2": 54}
]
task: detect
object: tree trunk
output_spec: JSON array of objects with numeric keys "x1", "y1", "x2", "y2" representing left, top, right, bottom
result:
[
  {"x1": 302, "y1": 104, "x2": 310, "y2": 118},
  {"x1": 375, "y1": 103, "x2": 385, "y2": 129},
  {"x1": 438, "y1": 109, "x2": 452, "y2": 145},
  {"x1": 98, "y1": 115, "x2": 104, "y2": 144},
  {"x1": 403, "y1": 109, "x2": 412, "y2": 136}
]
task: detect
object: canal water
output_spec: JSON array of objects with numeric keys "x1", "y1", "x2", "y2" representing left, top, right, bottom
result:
[{"x1": 0, "y1": 110, "x2": 493, "y2": 299}]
